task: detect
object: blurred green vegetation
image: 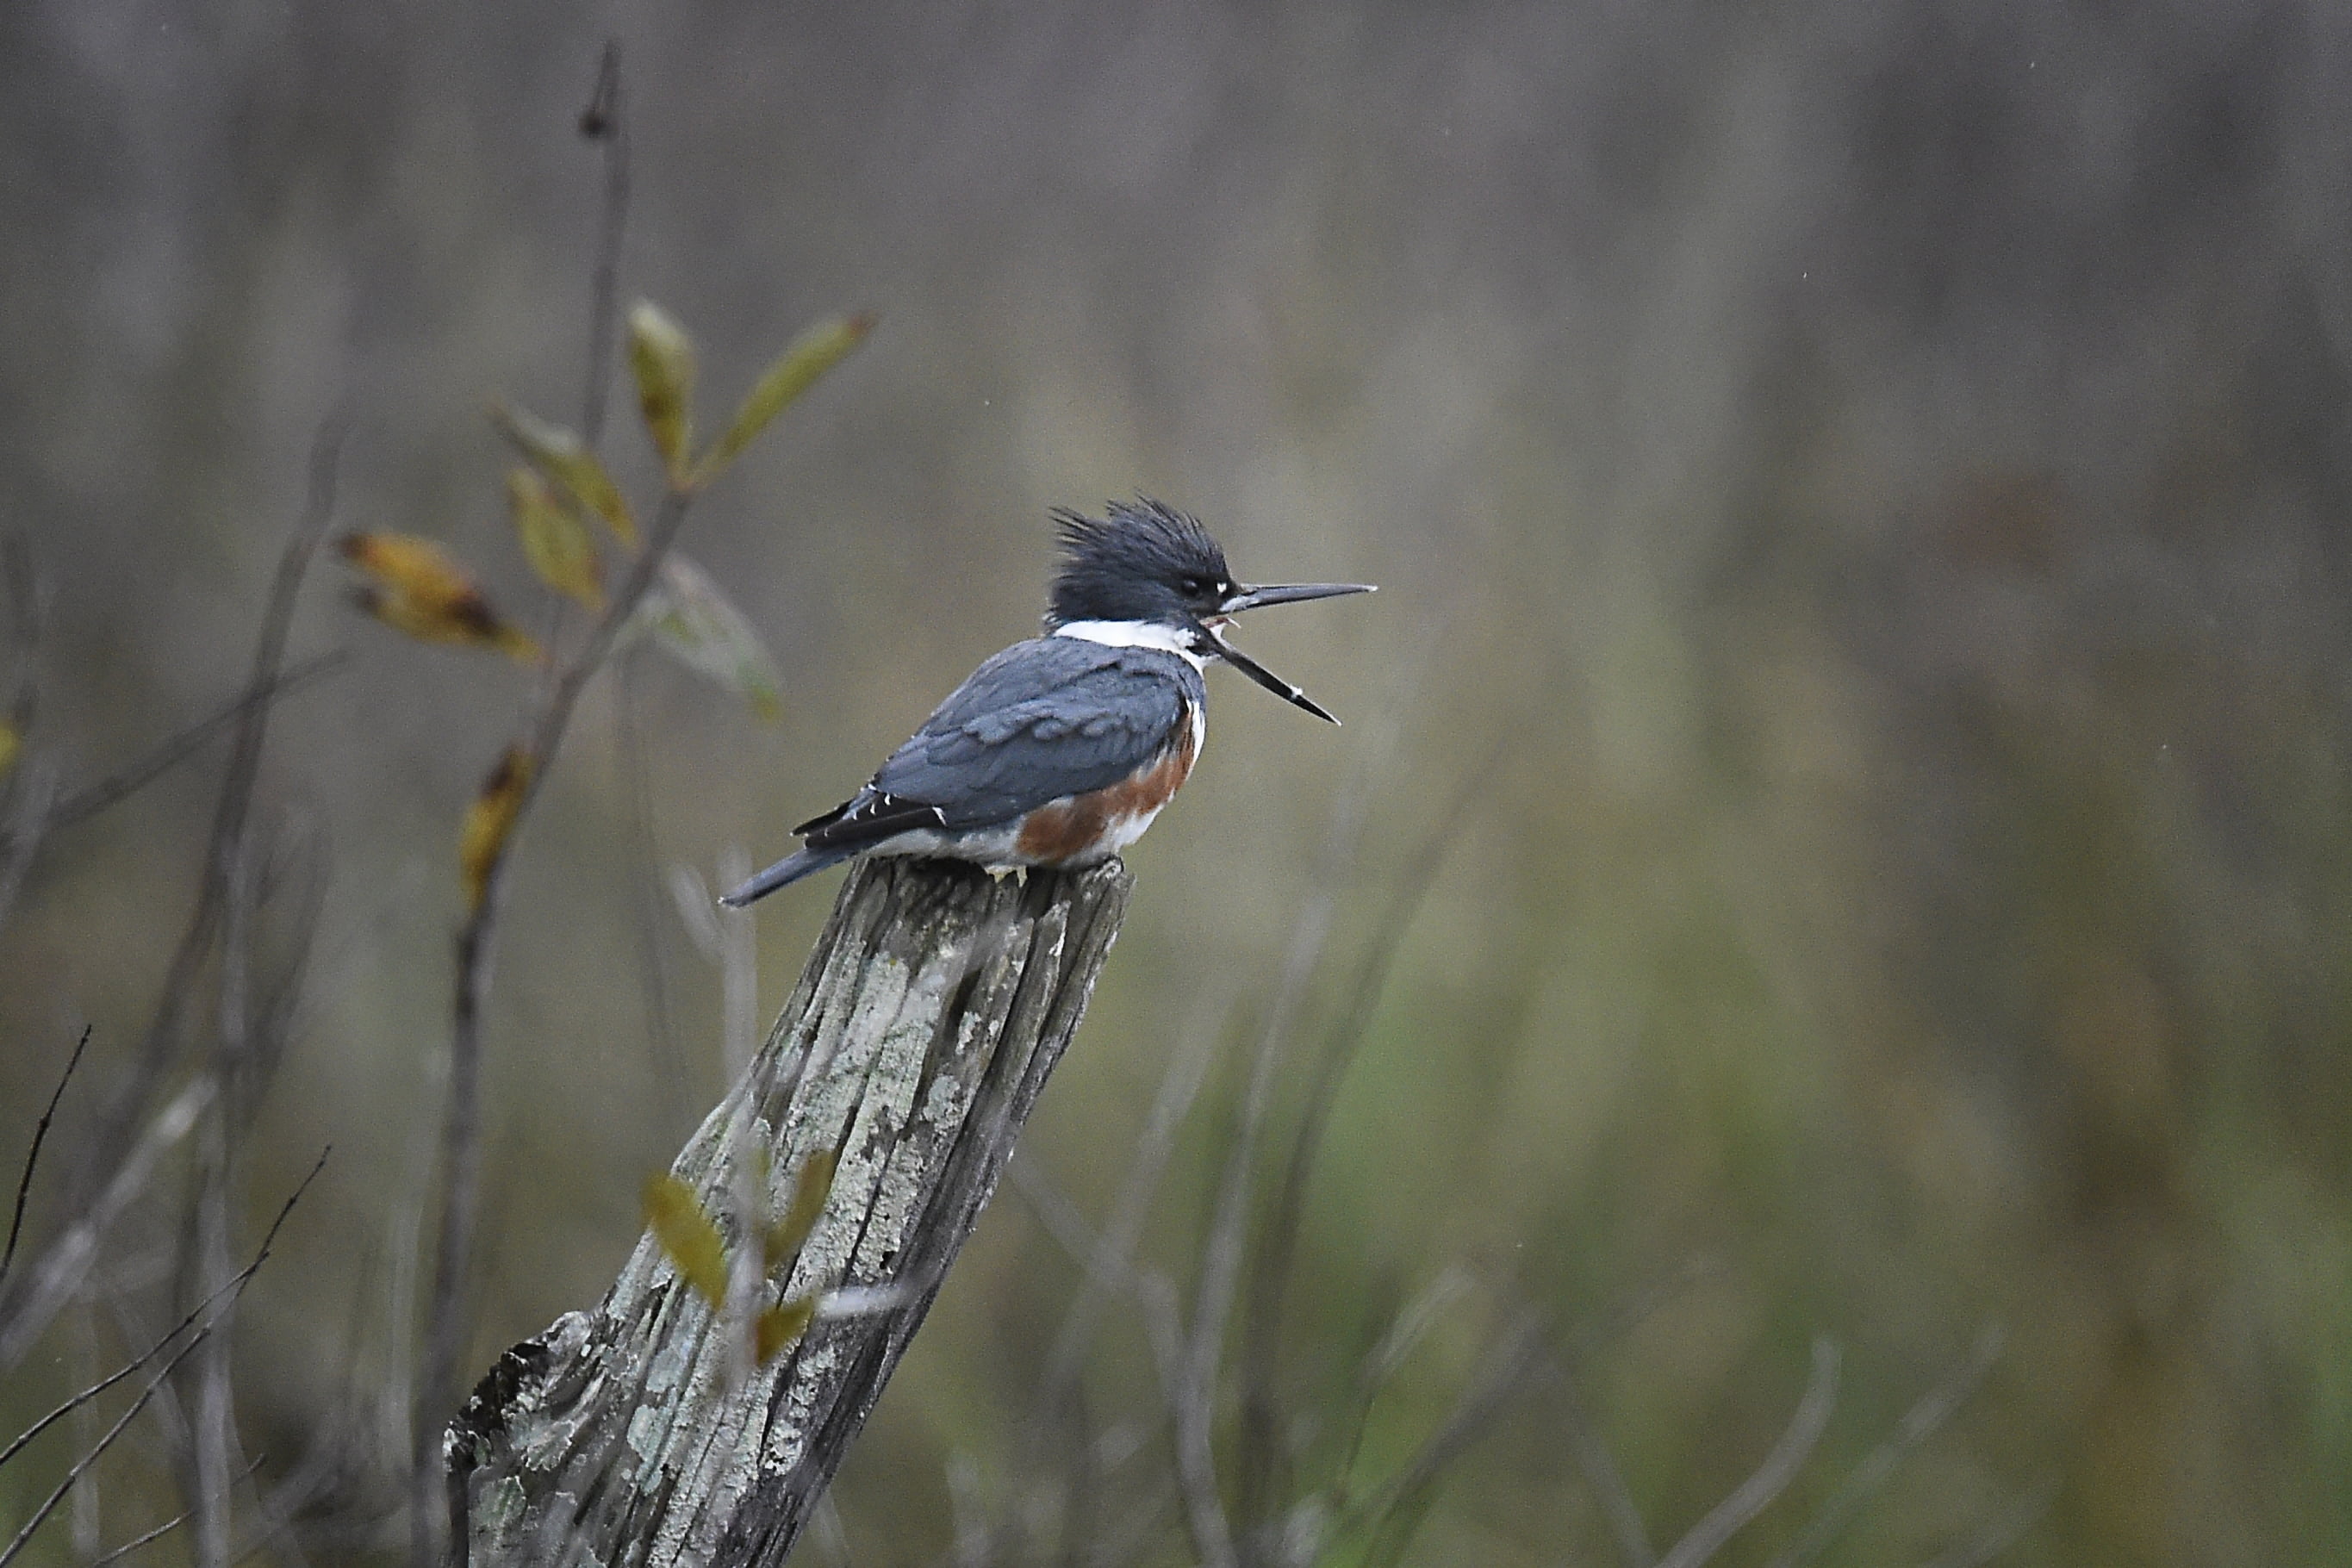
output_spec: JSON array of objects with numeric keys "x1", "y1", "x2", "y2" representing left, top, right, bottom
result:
[{"x1": 6, "y1": 2, "x2": 2352, "y2": 1565}]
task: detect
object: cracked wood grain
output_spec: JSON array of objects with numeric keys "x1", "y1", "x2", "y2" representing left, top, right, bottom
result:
[{"x1": 443, "y1": 856, "x2": 1132, "y2": 1568}]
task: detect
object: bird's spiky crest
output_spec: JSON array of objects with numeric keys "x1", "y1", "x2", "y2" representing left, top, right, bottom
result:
[{"x1": 1046, "y1": 499, "x2": 1231, "y2": 629}]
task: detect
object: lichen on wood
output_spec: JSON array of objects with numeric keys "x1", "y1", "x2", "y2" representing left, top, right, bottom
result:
[{"x1": 445, "y1": 856, "x2": 1132, "y2": 1568}]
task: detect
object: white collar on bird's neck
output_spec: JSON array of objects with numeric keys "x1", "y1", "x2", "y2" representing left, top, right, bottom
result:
[{"x1": 1051, "y1": 619, "x2": 1208, "y2": 671}]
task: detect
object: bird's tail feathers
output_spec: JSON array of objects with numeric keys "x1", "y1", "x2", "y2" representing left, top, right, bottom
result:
[{"x1": 718, "y1": 844, "x2": 856, "y2": 907}]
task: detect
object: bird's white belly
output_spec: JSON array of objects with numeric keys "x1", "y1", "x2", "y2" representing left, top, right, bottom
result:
[{"x1": 862, "y1": 806, "x2": 1158, "y2": 873}]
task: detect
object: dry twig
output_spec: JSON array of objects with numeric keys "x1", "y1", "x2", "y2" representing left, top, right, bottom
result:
[
  {"x1": 576, "y1": 40, "x2": 631, "y2": 451},
  {"x1": 1235, "y1": 731, "x2": 1498, "y2": 1535},
  {"x1": 1652, "y1": 1337, "x2": 1840, "y2": 1568},
  {"x1": 413, "y1": 479, "x2": 699, "y2": 1552},
  {"x1": 1351, "y1": 1305, "x2": 1552, "y2": 1567},
  {"x1": 0, "y1": 1153, "x2": 323, "y2": 1568},
  {"x1": 1915, "y1": 1478, "x2": 2056, "y2": 1568},
  {"x1": 84, "y1": 1456, "x2": 267, "y2": 1568},
  {"x1": 3, "y1": 1024, "x2": 91, "y2": 1291},
  {"x1": 1765, "y1": 1326, "x2": 2004, "y2": 1568},
  {"x1": 28, "y1": 652, "x2": 346, "y2": 843},
  {"x1": 9, "y1": 414, "x2": 346, "y2": 1376},
  {"x1": 1557, "y1": 1358, "x2": 1656, "y2": 1568}
]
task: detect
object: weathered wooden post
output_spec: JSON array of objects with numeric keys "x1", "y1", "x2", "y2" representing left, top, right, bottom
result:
[{"x1": 443, "y1": 856, "x2": 1132, "y2": 1567}]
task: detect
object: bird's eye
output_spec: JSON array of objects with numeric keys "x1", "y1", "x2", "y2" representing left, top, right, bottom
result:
[{"x1": 1181, "y1": 576, "x2": 1204, "y2": 594}]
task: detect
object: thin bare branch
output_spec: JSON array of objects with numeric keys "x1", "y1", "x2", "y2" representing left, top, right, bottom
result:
[
  {"x1": 3, "y1": 1314, "x2": 226, "y2": 1568},
  {"x1": 192, "y1": 1123, "x2": 240, "y2": 1568},
  {"x1": 1, "y1": 1152, "x2": 325, "y2": 1472},
  {"x1": 1406, "y1": 1257, "x2": 1716, "y2": 1568},
  {"x1": 807, "y1": 1494, "x2": 853, "y2": 1568},
  {"x1": 184, "y1": 824, "x2": 270, "y2": 1568},
  {"x1": 0, "y1": 757, "x2": 54, "y2": 929},
  {"x1": 1236, "y1": 750, "x2": 1497, "y2": 1552},
  {"x1": 87, "y1": 1456, "x2": 267, "y2": 1568},
  {"x1": 1085, "y1": 1472, "x2": 1177, "y2": 1568},
  {"x1": 0, "y1": 534, "x2": 47, "y2": 926},
  {"x1": 28, "y1": 652, "x2": 347, "y2": 841},
  {"x1": 3, "y1": 531, "x2": 42, "y2": 757},
  {"x1": 1766, "y1": 1326, "x2": 2004, "y2": 1568},
  {"x1": 1653, "y1": 1337, "x2": 1840, "y2": 1568},
  {"x1": 1331, "y1": 1267, "x2": 1476, "y2": 1507},
  {"x1": 576, "y1": 40, "x2": 632, "y2": 450},
  {"x1": 1010, "y1": 1156, "x2": 1103, "y2": 1272},
  {"x1": 46, "y1": 412, "x2": 346, "y2": 1373},
  {"x1": 1173, "y1": 728, "x2": 1390, "y2": 1568},
  {"x1": 1365, "y1": 1268, "x2": 1477, "y2": 1397},
  {"x1": 415, "y1": 482, "x2": 697, "y2": 1539},
  {"x1": 1007, "y1": 1159, "x2": 1187, "y2": 1397},
  {"x1": 0, "y1": 1154, "x2": 321, "y2": 1568},
  {"x1": 617, "y1": 653, "x2": 687, "y2": 1123},
  {"x1": 1556, "y1": 1357, "x2": 1654, "y2": 1568},
  {"x1": 1229, "y1": 631, "x2": 1453, "y2": 1542},
  {"x1": 246, "y1": 812, "x2": 330, "y2": 1121},
  {"x1": 1350, "y1": 1305, "x2": 1552, "y2": 1567},
  {"x1": 944, "y1": 1453, "x2": 992, "y2": 1568},
  {"x1": 1002, "y1": 1156, "x2": 1193, "y2": 1565},
  {"x1": 1246, "y1": 731, "x2": 1497, "y2": 1366},
  {"x1": 92, "y1": 1507, "x2": 196, "y2": 1568},
  {"x1": 0, "y1": 1075, "x2": 216, "y2": 1372},
  {"x1": 67, "y1": 1298, "x2": 103, "y2": 1557},
  {"x1": 585, "y1": 51, "x2": 687, "y2": 1136},
  {"x1": 165, "y1": 413, "x2": 351, "y2": 1058},
  {"x1": 3, "y1": 1024, "x2": 91, "y2": 1290},
  {"x1": 1915, "y1": 1478, "x2": 2056, "y2": 1568},
  {"x1": 1036, "y1": 987, "x2": 1229, "y2": 1409},
  {"x1": 1566, "y1": 1255, "x2": 1725, "y2": 1360}
]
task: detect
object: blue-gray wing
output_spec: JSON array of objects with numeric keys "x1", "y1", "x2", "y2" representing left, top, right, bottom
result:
[{"x1": 803, "y1": 638, "x2": 1202, "y2": 847}]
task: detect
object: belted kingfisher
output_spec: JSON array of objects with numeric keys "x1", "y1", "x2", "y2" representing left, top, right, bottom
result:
[{"x1": 719, "y1": 499, "x2": 1372, "y2": 906}]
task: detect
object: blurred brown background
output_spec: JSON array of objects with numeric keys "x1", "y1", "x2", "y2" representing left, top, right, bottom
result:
[{"x1": 5, "y1": 2, "x2": 2351, "y2": 1565}]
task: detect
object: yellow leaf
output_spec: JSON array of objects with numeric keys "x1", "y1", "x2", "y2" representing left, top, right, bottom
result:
[
  {"x1": 632, "y1": 556, "x2": 783, "y2": 721},
  {"x1": 507, "y1": 468, "x2": 603, "y2": 609},
  {"x1": 642, "y1": 1172, "x2": 731, "y2": 1309},
  {"x1": 343, "y1": 585, "x2": 538, "y2": 667},
  {"x1": 693, "y1": 311, "x2": 874, "y2": 486},
  {"x1": 763, "y1": 1150, "x2": 834, "y2": 1272},
  {"x1": 339, "y1": 532, "x2": 479, "y2": 607},
  {"x1": 0, "y1": 722, "x2": 16, "y2": 779},
  {"x1": 755, "y1": 1297, "x2": 815, "y2": 1365},
  {"x1": 457, "y1": 745, "x2": 535, "y2": 912},
  {"x1": 490, "y1": 402, "x2": 639, "y2": 546},
  {"x1": 342, "y1": 544, "x2": 542, "y2": 664},
  {"x1": 627, "y1": 302, "x2": 697, "y2": 488}
]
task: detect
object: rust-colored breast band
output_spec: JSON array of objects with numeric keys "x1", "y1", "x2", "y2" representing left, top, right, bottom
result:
[{"x1": 1015, "y1": 707, "x2": 1200, "y2": 863}]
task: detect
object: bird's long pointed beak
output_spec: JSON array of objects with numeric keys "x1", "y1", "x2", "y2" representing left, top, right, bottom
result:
[
  {"x1": 1200, "y1": 621, "x2": 1343, "y2": 724},
  {"x1": 1217, "y1": 582, "x2": 1377, "y2": 614}
]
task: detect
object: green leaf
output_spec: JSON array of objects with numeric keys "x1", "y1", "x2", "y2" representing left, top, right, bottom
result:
[
  {"x1": 642, "y1": 1172, "x2": 730, "y2": 1308},
  {"x1": 627, "y1": 301, "x2": 698, "y2": 488},
  {"x1": 763, "y1": 1150, "x2": 835, "y2": 1272},
  {"x1": 694, "y1": 311, "x2": 874, "y2": 485},
  {"x1": 507, "y1": 468, "x2": 604, "y2": 609},
  {"x1": 632, "y1": 555, "x2": 784, "y2": 722},
  {"x1": 491, "y1": 401, "x2": 639, "y2": 546},
  {"x1": 755, "y1": 1297, "x2": 816, "y2": 1365}
]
